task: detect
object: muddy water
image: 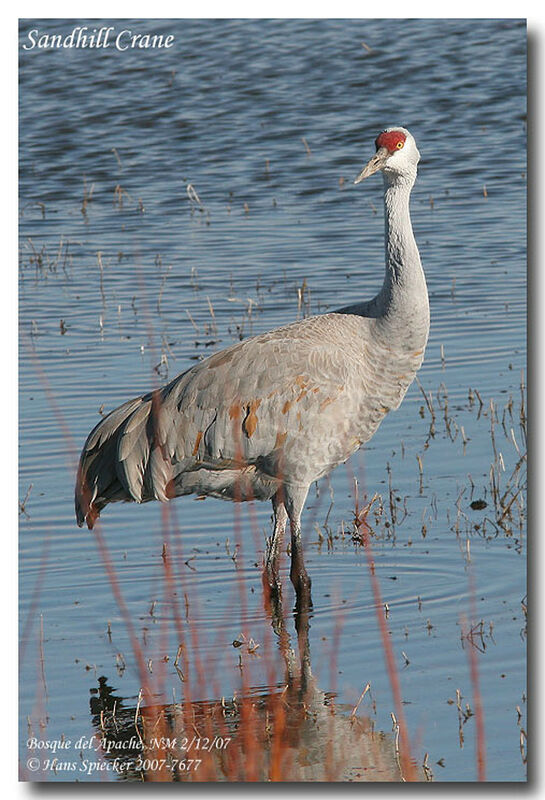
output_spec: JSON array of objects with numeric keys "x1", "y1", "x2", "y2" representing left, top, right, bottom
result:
[{"x1": 19, "y1": 18, "x2": 526, "y2": 781}]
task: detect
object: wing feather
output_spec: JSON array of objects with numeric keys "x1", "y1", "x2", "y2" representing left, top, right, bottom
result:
[{"x1": 75, "y1": 311, "x2": 423, "y2": 527}]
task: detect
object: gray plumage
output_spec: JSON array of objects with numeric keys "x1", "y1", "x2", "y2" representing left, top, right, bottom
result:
[{"x1": 75, "y1": 127, "x2": 429, "y2": 594}]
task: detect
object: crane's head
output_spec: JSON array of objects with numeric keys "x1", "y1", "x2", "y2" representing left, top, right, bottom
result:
[{"x1": 354, "y1": 127, "x2": 420, "y2": 183}]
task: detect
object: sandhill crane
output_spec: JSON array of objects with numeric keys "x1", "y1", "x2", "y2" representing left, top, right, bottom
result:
[{"x1": 75, "y1": 127, "x2": 430, "y2": 598}]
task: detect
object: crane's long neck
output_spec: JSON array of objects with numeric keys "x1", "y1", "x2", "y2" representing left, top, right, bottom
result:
[{"x1": 378, "y1": 170, "x2": 429, "y2": 337}]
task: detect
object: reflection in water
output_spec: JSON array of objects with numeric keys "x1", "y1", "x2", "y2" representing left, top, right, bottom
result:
[{"x1": 89, "y1": 586, "x2": 410, "y2": 782}]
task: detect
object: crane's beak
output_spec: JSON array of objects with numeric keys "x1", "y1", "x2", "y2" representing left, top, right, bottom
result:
[{"x1": 354, "y1": 146, "x2": 389, "y2": 183}]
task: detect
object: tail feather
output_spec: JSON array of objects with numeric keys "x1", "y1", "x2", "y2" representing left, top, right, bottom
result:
[{"x1": 75, "y1": 396, "x2": 149, "y2": 528}]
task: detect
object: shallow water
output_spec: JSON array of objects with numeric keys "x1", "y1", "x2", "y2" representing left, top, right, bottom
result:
[{"x1": 19, "y1": 18, "x2": 526, "y2": 782}]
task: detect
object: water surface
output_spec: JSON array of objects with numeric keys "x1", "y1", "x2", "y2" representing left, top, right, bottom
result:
[{"x1": 19, "y1": 18, "x2": 526, "y2": 782}]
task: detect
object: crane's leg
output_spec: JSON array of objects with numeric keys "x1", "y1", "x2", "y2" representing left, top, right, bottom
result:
[
  {"x1": 265, "y1": 491, "x2": 288, "y2": 595},
  {"x1": 285, "y1": 485, "x2": 312, "y2": 607}
]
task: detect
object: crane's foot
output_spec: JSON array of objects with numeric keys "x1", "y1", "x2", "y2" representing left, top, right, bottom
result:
[
  {"x1": 290, "y1": 567, "x2": 313, "y2": 611},
  {"x1": 261, "y1": 565, "x2": 286, "y2": 637},
  {"x1": 262, "y1": 570, "x2": 282, "y2": 598},
  {"x1": 264, "y1": 532, "x2": 284, "y2": 597},
  {"x1": 262, "y1": 560, "x2": 283, "y2": 600}
]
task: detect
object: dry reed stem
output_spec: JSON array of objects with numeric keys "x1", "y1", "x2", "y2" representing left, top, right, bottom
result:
[
  {"x1": 19, "y1": 535, "x2": 50, "y2": 669},
  {"x1": 463, "y1": 569, "x2": 487, "y2": 781},
  {"x1": 353, "y1": 486, "x2": 417, "y2": 781}
]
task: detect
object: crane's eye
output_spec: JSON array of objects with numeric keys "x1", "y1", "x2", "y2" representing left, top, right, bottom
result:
[{"x1": 396, "y1": 141, "x2": 404, "y2": 150}]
